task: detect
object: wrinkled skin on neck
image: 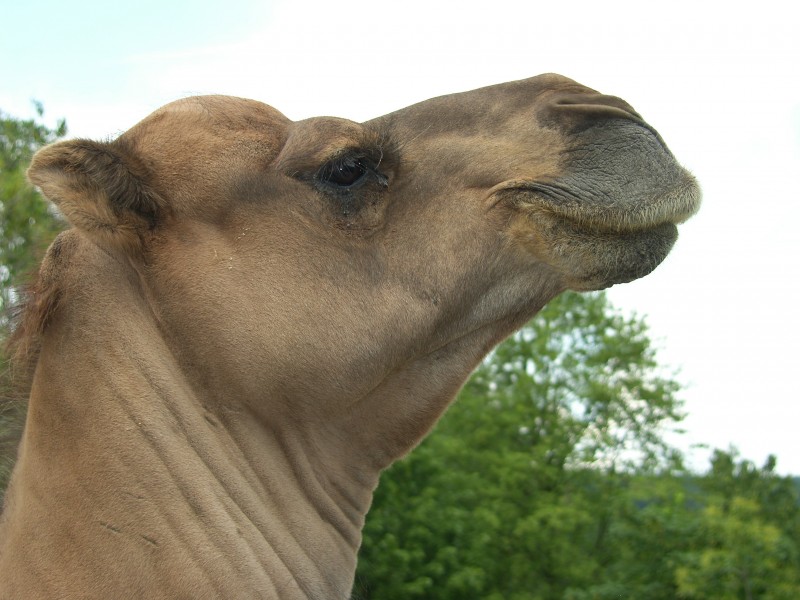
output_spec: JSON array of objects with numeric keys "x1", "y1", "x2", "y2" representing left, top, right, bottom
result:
[{"x1": 0, "y1": 74, "x2": 699, "y2": 598}]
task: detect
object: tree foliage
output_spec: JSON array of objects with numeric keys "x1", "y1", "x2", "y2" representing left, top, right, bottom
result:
[
  {"x1": 674, "y1": 450, "x2": 800, "y2": 599},
  {"x1": 0, "y1": 104, "x2": 66, "y2": 494},
  {"x1": 1, "y1": 103, "x2": 66, "y2": 312}
]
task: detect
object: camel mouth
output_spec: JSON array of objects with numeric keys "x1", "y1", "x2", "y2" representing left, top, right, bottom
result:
[
  {"x1": 499, "y1": 120, "x2": 702, "y2": 291},
  {"x1": 512, "y1": 117, "x2": 702, "y2": 235}
]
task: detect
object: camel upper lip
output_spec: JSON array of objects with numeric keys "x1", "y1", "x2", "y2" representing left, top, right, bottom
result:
[{"x1": 503, "y1": 168, "x2": 702, "y2": 233}]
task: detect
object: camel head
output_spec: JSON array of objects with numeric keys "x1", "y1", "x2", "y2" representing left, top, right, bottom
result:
[{"x1": 5, "y1": 73, "x2": 699, "y2": 599}]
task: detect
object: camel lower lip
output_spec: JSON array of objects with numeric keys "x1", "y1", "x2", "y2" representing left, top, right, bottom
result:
[
  {"x1": 562, "y1": 221, "x2": 680, "y2": 290},
  {"x1": 510, "y1": 202, "x2": 681, "y2": 291}
]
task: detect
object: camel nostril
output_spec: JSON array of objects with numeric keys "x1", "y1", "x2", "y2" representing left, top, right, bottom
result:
[
  {"x1": 554, "y1": 93, "x2": 643, "y2": 120},
  {"x1": 541, "y1": 92, "x2": 649, "y2": 135}
]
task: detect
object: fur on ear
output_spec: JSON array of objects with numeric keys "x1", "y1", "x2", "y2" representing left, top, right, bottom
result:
[{"x1": 27, "y1": 139, "x2": 166, "y2": 251}]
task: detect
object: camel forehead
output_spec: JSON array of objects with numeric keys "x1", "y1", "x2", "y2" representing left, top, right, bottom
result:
[
  {"x1": 149, "y1": 95, "x2": 289, "y2": 126},
  {"x1": 117, "y1": 96, "x2": 295, "y2": 210},
  {"x1": 123, "y1": 97, "x2": 389, "y2": 188},
  {"x1": 125, "y1": 95, "x2": 292, "y2": 159}
]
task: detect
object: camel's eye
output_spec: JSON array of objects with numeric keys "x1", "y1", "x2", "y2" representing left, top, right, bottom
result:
[
  {"x1": 317, "y1": 154, "x2": 387, "y2": 190},
  {"x1": 324, "y1": 157, "x2": 368, "y2": 187}
]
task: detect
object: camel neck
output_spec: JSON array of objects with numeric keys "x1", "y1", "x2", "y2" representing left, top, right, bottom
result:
[{"x1": 1, "y1": 287, "x2": 375, "y2": 600}]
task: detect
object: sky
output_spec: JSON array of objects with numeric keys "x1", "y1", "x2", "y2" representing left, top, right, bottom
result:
[{"x1": 3, "y1": 0, "x2": 799, "y2": 474}]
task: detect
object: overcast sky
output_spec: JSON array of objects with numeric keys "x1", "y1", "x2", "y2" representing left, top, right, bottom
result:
[{"x1": 3, "y1": 0, "x2": 798, "y2": 474}]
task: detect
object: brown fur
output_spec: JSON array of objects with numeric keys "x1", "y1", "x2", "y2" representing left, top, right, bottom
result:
[
  {"x1": 0, "y1": 74, "x2": 699, "y2": 599},
  {"x1": 8, "y1": 234, "x2": 72, "y2": 363}
]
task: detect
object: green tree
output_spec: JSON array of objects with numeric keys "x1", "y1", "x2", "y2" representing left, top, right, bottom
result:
[
  {"x1": 674, "y1": 450, "x2": 800, "y2": 600},
  {"x1": 0, "y1": 103, "x2": 66, "y2": 494},
  {"x1": 1, "y1": 103, "x2": 66, "y2": 311},
  {"x1": 355, "y1": 291, "x2": 686, "y2": 599},
  {"x1": 583, "y1": 471, "x2": 700, "y2": 599}
]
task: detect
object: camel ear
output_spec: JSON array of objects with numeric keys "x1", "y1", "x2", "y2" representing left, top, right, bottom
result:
[{"x1": 27, "y1": 139, "x2": 165, "y2": 251}]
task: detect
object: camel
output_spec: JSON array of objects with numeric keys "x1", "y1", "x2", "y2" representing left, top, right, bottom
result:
[{"x1": 0, "y1": 74, "x2": 699, "y2": 599}]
